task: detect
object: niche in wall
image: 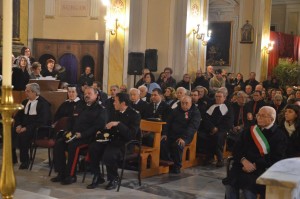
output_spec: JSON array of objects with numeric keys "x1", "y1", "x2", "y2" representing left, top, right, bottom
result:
[
  {"x1": 59, "y1": 53, "x2": 78, "y2": 84},
  {"x1": 81, "y1": 55, "x2": 95, "y2": 74}
]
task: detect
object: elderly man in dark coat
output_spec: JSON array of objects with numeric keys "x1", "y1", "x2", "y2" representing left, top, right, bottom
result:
[
  {"x1": 224, "y1": 106, "x2": 287, "y2": 199},
  {"x1": 13, "y1": 83, "x2": 51, "y2": 169},
  {"x1": 160, "y1": 96, "x2": 201, "y2": 173}
]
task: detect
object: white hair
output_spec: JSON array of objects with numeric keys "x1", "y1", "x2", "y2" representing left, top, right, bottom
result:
[
  {"x1": 260, "y1": 106, "x2": 276, "y2": 122},
  {"x1": 176, "y1": 87, "x2": 187, "y2": 94},
  {"x1": 138, "y1": 85, "x2": 148, "y2": 92},
  {"x1": 129, "y1": 88, "x2": 140, "y2": 95}
]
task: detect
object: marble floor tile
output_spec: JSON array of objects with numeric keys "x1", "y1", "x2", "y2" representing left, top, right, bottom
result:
[{"x1": 0, "y1": 148, "x2": 227, "y2": 199}]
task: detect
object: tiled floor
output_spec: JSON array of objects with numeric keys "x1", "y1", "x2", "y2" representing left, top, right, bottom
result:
[{"x1": 1, "y1": 148, "x2": 227, "y2": 199}]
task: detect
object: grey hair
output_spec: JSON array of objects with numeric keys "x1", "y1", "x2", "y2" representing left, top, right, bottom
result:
[
  {"x1": 26, "y1": 83, "x2": 40, "y2": 95},
  {"x1": 129, "y1": 88, "x2": 140, "y2": 95},
  {"x1": 217, "y1": 87, "x2": 228, "y2": 97}
]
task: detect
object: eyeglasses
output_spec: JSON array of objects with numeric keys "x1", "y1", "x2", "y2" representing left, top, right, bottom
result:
[{"x1": 256, "y1": 114, "x2": 272, "y2": 118}]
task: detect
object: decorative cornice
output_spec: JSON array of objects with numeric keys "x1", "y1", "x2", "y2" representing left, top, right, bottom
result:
[{"x1": 209, "y1": 0, "x2": 239, "y2": 13}]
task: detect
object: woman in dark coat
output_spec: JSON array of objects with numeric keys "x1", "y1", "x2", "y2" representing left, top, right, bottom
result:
[
  {"x1": 12, "y1": 56, "x2": 30, "y2": 91},
  {"x1": 279, "y1": 104, "x2": 300, "y2": 157}
]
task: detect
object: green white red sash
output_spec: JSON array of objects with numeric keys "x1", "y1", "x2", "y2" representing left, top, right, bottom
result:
[{"x1": 250, "y1": 125, "x2": 270, "y2": 156}]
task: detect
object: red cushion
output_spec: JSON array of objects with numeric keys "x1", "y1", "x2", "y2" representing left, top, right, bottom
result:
[{"x1": 34, "y1": 139, "x2": 55, "y2": 148}]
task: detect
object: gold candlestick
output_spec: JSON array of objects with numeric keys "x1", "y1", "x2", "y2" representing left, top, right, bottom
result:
[{"x1": 0, "y1": 86, "x2": 23, "y2": 199}]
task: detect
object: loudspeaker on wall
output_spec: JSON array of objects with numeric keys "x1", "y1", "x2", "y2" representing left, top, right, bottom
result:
[
  {"x1": 127, "y1": 52, "x2": 144, "y2": 75},
  {"x1": 145, "y1": 49, "x2": 158, "y2": 72}
]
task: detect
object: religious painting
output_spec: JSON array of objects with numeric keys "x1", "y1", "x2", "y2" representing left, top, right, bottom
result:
[
  {"x1": 240, "y1": 20, "x2": 254, "y2": 43},
  {"x1": 206, "y1": 22, "x2": 232, "y2": 67}
]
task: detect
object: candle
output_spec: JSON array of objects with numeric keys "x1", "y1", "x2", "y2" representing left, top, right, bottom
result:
[
  {"x1": 95, "y1": 32, "x2": 99, "y2": 40},
  {"x1": 2, "y1": 0, "x2": 13, "y2": 86}
]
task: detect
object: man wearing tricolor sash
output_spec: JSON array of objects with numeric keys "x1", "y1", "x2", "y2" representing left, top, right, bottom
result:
[{"x1": 224, "y1": 106, "x2": 287, "y2": 199}]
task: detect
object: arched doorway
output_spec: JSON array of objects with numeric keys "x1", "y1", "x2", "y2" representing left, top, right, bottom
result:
[{"x1": 59, "y1": 53, "x2": 78, "y2": 84}]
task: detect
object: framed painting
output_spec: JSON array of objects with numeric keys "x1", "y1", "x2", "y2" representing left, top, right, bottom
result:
[{"x1": 206, "y1": 22, "x2": 232, "y2": 67}]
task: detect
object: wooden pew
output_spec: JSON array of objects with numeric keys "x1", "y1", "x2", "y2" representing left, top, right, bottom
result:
[
  {"x1": 182, "y1": 132, "x2": 199, "y2": 169},
  {"x1": 139, "y1": 120, "x2": 169, "y2": 178}
]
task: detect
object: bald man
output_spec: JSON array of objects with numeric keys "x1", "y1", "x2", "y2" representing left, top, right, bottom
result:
[{"x1": 160, "y1": 96, "x2": 201, "y2": 173}]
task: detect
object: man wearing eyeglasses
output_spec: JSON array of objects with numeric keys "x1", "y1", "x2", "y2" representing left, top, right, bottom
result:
[{"x1": 224, "y1": 106, "x2": 287, "y2": 199}]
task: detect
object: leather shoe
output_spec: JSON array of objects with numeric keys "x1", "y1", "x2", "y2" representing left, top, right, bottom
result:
[
  {"x1": 105, "y1": 177, "x2": 119, "y2": 190},
  {"x1": 86, "y1": 174, "x2": 105, "y2": 189},
  {"x1": 19, "y1": 162, "x2": 29, "y2": 170},
  {"x1": 216, "y1": 160, "x2": 224, "y2": 167},
  {"x1": 169, "y1": 166, "x2": 181, "y2": 174},
  {"x1": 61, "y1": 176, "x2": 77, "y2": 185},
  {"x1": 50, "y1": 174, "x2": 64, "y2": 183}
]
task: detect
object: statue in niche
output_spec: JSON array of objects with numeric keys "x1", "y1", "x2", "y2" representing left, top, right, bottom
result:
[{"x1": 240, "y1": 20, "x2": 254, "y2": 43}]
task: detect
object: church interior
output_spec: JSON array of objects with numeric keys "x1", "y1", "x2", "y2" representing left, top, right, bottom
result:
[{"x1": 0, "y1": 0, "x2": 300, "y2": 199}]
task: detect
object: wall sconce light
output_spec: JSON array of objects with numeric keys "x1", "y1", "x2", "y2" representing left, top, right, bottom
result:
[
  {"x1": 262, "y1": 41, "x2": 275, "y2": 54},
  {"x1": 192, "y1": 24, "x2": 212, "y2": 46},
  {"x1": 105, "y1": 16, "x2": 120, "y2": 36}
]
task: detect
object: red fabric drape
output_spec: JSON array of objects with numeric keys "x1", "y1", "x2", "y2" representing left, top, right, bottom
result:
[
  {"x1": 268, "y1": 31, "x2": 300, "y2": 76},
  {"x1": 294, "y1": 35, "x2": 300, "y2": 62},
  {"x1": 268, "y1": 32, "x2": 279, "y2": 76}
]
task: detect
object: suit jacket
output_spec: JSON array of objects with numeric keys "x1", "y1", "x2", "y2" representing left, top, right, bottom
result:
[
  {"x1": 145, "y1": 101, "x2": 171, "y2": 122},
  {"x1": 130, "y1": 99, "x2": 149, "y2": 119}
]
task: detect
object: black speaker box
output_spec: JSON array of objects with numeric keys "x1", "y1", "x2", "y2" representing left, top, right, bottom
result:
[
  {"x1": 128, "y1": 52, "x2": 144, "y2": 75},
  {"x1": 145, "y1": 49, "x2": 158, "y2": 72}
]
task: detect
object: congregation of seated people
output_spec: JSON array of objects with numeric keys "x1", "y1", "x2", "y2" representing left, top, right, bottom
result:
[{"x1": 5, "y1": 56, "x2": 300, "y2": 197}]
